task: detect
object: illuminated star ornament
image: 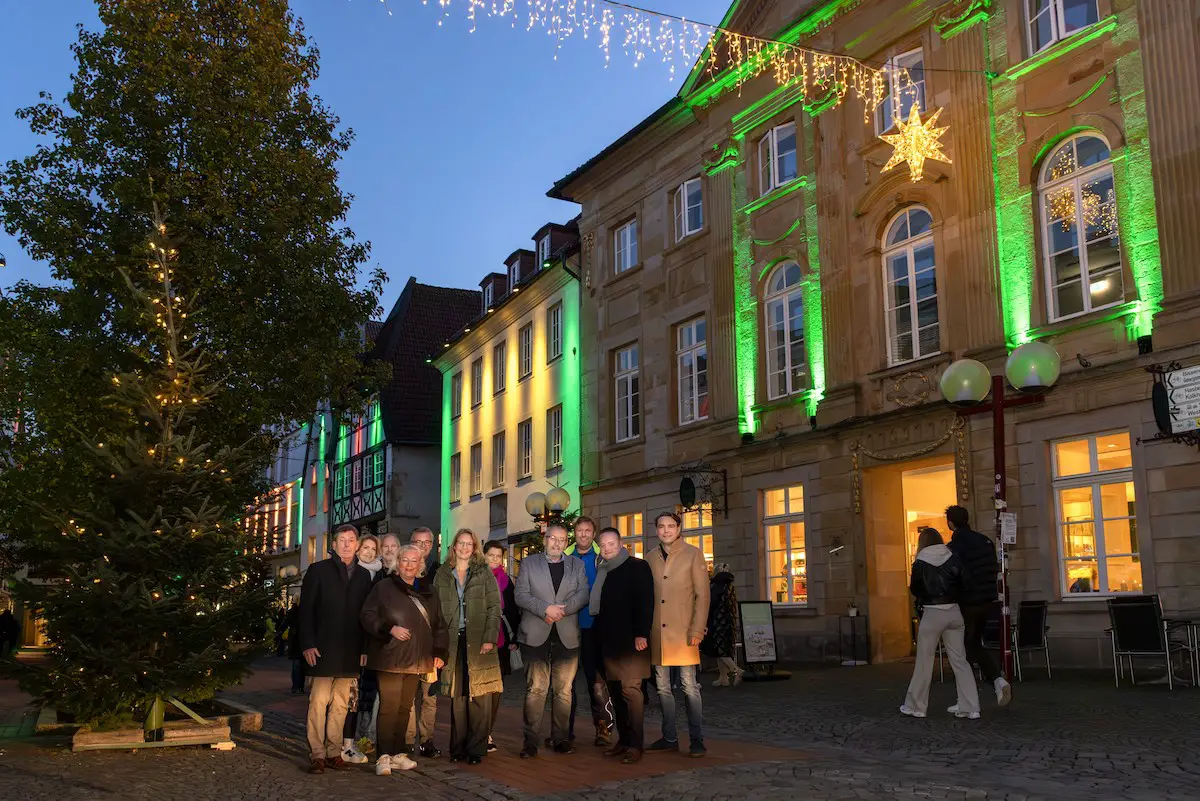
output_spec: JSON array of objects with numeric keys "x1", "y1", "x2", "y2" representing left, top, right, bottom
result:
[{"x1": 880, "y1": 106, "x2": 952, "y2": 182}]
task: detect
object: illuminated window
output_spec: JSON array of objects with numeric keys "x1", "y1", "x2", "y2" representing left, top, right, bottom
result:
[
  {"x1": 758, "y1": 122, "x2": 797, "y2": 196},
  {"x1": 764, "y1": 261, "x2": 806, "y2": 399},
  {"x1": 547, "y1": 303, "x2": 563, "y2": 362},
  {"x1": 875, "y1": 49, "x2": 926, "y2": 134},
  {"x1": 470, "y1": 443, "x2": 483, "y2": 497},
  {"x1": 883, "y1": 207, "x2": 938, "y2": 365},
  {"x1": 471, "y1": 357, "x2": 483, "y2": 408},
  {"x1": 518, "y1": 418, "x2": 533, "y2": 479},
  {"x1": 677, "y1": 318, "x2": 708, "y2": 425},
  {"x1": 614, "y1": 344, "x2": 640, "y2": 442},
  {"x1": 612, "y1": 512, "x2": 644, "y2": 558},
  {"x1": 519, "y1": 323, "x2": 533, "y2": 379},
  {"x1": 373, "y1": 450, "x2": 385, "y2": 487},
  {"x1": 492, "y1": 430, "x2": 506, "y2": 488},
  {"x1": 614, "y1": 219, "x2": 638, "y2": 274},
  {"x1": 682, "y1": 502, "x2": 714, "y2": 568},
  {"x1": 1039, "y1": 134, "x2": 1122, "y2": 322},
  {"x1": 674, "y1": 178, "x2": 703, "y2": 241},
  {"x1": 308, "y1": 466, "x2": 318, "y2": 516},
  {"x1": 764, "y1": 484, "x2": 806, "y2": 605},
  {"x1": 450, "y1": 452, "x2": 461, "y2": 504},
  {"x1": 1054, "y1": 431, "x2": 1141, "y2": 596},
  {"x1": 493, "y1": 340, "x2": 507, "y2": 395},
  {"x1": 547, "y1": 405, "x2": 563, "y2": 469},
  {"x1": 450, "y1": 372, "x2": 463, "y2": 419},
  {"x1": 1027, "y1": 0, "x2": 1099, "y2": 55}
]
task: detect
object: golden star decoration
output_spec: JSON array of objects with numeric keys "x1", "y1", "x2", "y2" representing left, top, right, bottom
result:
[{"x1": 880, "y1": 106, "x2": 952, "y2": 182}]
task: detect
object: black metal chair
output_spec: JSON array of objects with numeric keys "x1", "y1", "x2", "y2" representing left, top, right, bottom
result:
[
  {"x1": 1106, "y1": 595, "x2": 1193, "y2": 690},
  {"x1": 1012, "y1": 600, "x2": 1051, "y2": 681}
]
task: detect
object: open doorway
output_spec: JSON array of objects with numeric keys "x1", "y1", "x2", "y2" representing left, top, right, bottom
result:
[{"x1": 863, "y1": 456, "x2": 957, "y2": 663}]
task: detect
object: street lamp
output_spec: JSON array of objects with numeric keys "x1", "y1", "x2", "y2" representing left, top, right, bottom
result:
[
  {"x1": 525, "y1": 487, "x2": 572, "y2": 526},
  {"x1": 938, "y1": 341, "x2": 1062, "y2": 680}
]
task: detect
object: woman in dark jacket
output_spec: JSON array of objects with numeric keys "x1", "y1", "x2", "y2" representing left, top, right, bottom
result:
[
  {"x1": 701, "y1": 563, "x2": 744, "y2": 687},
  {"x1": 360, "y1": 544, "x2": 449, "y2": 776},
  {"x1": 900, "y1": 527, "x2": 980, "y2": 720}
]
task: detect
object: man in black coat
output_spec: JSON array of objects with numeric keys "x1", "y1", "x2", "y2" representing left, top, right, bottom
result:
[
  {"x1": 298, "y1": 524, "x2": 373, "y2": 773},
  {"x1": 945, "y1": 505, "x2": 1012, "y2": 708},
  {"x1": 591, "y1": 527, "x2": 654, "y2": 764}
]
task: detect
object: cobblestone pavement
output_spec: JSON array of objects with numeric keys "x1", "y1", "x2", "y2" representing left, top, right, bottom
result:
[{"x1": 1, "y1": 657, "x2": 1198, "y2": 800}]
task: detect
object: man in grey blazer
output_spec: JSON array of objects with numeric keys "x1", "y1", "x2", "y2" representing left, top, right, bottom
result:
[{"x1": 515, "y1": 521, "x2": 589, "y2": 757}]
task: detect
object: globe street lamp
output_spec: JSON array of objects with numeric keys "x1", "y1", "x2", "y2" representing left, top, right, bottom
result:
[
  {"x1": 938, "y1": 341, "x2": 1062, "y2": 680},
  {"x1": 524, "y1": 487, "x2": 572, "y2": 527}
]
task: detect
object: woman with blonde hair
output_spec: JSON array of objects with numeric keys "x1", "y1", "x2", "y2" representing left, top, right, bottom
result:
[
  {"x1": 901, "y1": 527, "x2": 980, "y2": 720},
  {"x1": 434, "y1": 529, "x2": 504, "y2": 763}
]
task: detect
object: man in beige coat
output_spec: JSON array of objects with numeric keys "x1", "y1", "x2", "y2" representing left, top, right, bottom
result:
[{"x1": 646, "y1": 511, "x2": 710, "y2": 757}]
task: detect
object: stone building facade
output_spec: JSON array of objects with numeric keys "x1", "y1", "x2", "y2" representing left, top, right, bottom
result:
[{"x1": 551, "y1": 0, "x2": 1200, "y2": 666}]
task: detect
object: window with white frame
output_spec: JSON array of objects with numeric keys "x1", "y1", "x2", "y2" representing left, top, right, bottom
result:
[
  {"x1": 614, "y1": 219, "x2": 638, "y2": 274},
  {"x1": 764, "y1": 261, "x2": 807, "y2": 399},
  {"x1": 373, "y1": 450, "x2": 385, "y2": 487},
  {"x1": 547, "y1": 303, "x2": 563, "y2": 362},
  {"x1": 614, "y1": 344, "x2": 640, "y2": 442},
  {"x1": 674, "y1": 178, "x2": 704, "y2": 241},
  {"x1": 547, "y1": 405, "x2": 563, "y2": 469},
  {"x1": 493, "y1": 341, "x2": 507, "y2": 394},
  {"x1": 875, "y1": 49, "x2": 926, "y2": 133},
  {"x1": 451, "y1": 371, "x2": 463, "y2": 418},
  {"x1": 612, "y1": 512, "x2": 644, "y2": 558},
  {"x1": 764, "y1": 484, "x2": 807, "y2": 605},
  {"x1": 1054, "y1": 431, "x2": 1142, "y2": 595},
  {"x1": 681, "y1": 502, "x2": 714, "y2": 567},
  {"x1": 470, "y1": 442, "x2": 482, "y2": 497},
  {"x1": 492, "y1": 430, "x2": 506, "y2": 488},
  {"x1": 508, "y1": 261, "x2": 519, "y2": 291},
  {"x1": 449, "y1": 452, "x2": 461, "y2": 503},
  {"x1": 519, "y1": 323, "x2": 533, "y2": 379},
  {"x1": 758, "y1": 122, "x2": 798, "y2": 196},
  {"x1": 1027, "y1": 0, "x2": 1099, "y2": 55},
  {"x1": 518, "y1": 418, "x2": 532, "y2": 479},
  {"x1": 677, "y1": 318, "x2": 708, "y2": 425},
  {"x1": 883, "y1": 207, "x2": 939, "y2": 365},
  {"x1": 482, "y1": 282, "x2": 493, "y2": 311},
  {"x1": 353, "y1": 459, "x2": 362, "y2": 494},
  {"x1": 537, "y1": 235, "x2": 552, "y2": 265},
  {"x1": 471, "y1": 357, "x2": 483, "y2": 407},
  {"x1": 1039, "y1": 134, "x2": 1122, "y2": 322}
]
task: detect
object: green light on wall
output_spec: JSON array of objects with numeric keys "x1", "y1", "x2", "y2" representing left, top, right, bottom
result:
[
  {"x1": 369, "y1": 402, "x2": 384, "y2": 448},
  {"x1": 561, "y1": 284, "x2": 582, "y2": 496},
  {"x1": 295, "y1": 484, "x2": 304, "y2": 547},
  {"x1": 336, "y1": 423, "x2": 348, "y2": 463},
  {"x1": 729, "y1": 141, "x2": 758, "y2": 436},
  {"x1": 801, "y1": 119, "x2": 826, "y2": 417}
]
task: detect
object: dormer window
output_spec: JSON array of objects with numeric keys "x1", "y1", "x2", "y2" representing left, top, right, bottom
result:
[
  {"x1": 537, "y1": 235, "x2": 552, "y2": 265},
  {"x1": 508, "y1": 261, "x2": 518, "y2": 291},
  {"x1": 482, "y1": 283, "x2": 493, "y2": 312}
]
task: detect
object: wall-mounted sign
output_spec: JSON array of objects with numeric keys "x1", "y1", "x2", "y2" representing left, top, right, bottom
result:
[
  {"x1": 1153, "y1": 365, "x2": 1200, "y2": 434},
  {"x1": 739, "y1": 601, "x2": 778, "y2": 664}
]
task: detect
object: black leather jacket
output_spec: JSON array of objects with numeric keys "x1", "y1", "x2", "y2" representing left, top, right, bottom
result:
[{"x1": 909, "y1": 550, "x2": 971, "y2": 607}]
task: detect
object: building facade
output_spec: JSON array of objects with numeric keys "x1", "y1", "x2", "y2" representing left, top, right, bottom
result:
[
  {"x1": 552, "y1": 0, "x2": 1200, "y2": 666},
  {"x1": 436, "y1": 223, "x2": 582, "y2": 565}
]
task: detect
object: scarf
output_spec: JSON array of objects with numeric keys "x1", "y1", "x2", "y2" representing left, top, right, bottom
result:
[
  {"x1": 589, "y1": 546, "x2": 629, "y2": 616},
  {"x1": 359, "y1": 557, "x2": 383, "y2": 579}
]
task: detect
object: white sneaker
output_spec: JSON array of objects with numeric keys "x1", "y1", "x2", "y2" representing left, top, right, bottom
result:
[
  {"x1": 899, "y1": 705, "x2": 926, "y2": 718},
  {"x1": 343, "y1": 746, "x2": 368, "y2": 764},
  {"x1": 947, "y1": 704, "x2": 959, "y2": 714},
  {"x1": 955, "y1": 710, "x2": 981, "y2": 720},
  {"x1": 995, "y1": 677, "x2": 1012, "y2": 707},
  {"x1": 712, "y1": 675, "x2": 730, "y2": 687},
  {"x1": 375, "y1": 754, "x2": 392, "y2": 776},
  {"x1": 391, "y1": 753, "x2": 417, "y2": 771}
]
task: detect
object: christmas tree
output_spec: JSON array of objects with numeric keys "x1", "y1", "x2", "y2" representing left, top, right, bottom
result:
[{"x1": 7, "y1": 207, "x2": 275, "y2": 726}]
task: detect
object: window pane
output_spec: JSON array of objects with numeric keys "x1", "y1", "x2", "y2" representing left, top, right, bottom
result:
[
  {"x1": 1105, "y1": 555, "x2": 1143, "y2": 594},
  {"x1": 917, "y1": 323, "x2": 939, "y2": 356},
  {"x1": 917, "y1": 298, "x2": 938, "y2": 328},
  {"x1": 894, "y1": 332, "x2": 914, "y2": 363},
  {"x1": 1102, "y1": 515, "x2": 1136, "y2": 557},
  {"x1": 909, "y1": 208, "x2": 932, "y2": 236},
  {"x1": 1095, "y1": 432, "x2": 1132, "y2": 471},
  {"x1": 767, "y1": 526, "x2": 788, "y2": 553},
  {"x1": 1065, "y1": 559, "x2": 1099, "y2": 593},
  {"x1": 1055, "y1": 279, "x2": 1084, "y2": 318},
  {"x1": 1048, "y1": 217, "x2": 1078, "y2": 255},
  {"x1": 1075, "y1": 134, "x2": 1110, "y2": 168},
  {"x1": 1062, "y1": 0, "x2": 1099, "y2": 34},
  {"x1": 887, "y1": 215, "x2": 910, "y2": 246},
  {"x1": 765, "y1": 489, "x2": 786, "y2": 517},
  {"x1": 787, "y1": 485, "x2": 804, "y2": 512},
  {"x1": 769, "y1": 576, "x2": 792, "y2": 604},
  {"x1": 777, "y1": 126, "x2": 797, "y2": 182},
  {"x1": 889, "y1": 252, "x2": 909, "y2": 284}
]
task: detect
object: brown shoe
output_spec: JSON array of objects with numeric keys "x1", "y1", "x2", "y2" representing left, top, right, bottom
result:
[
  {"x1": 594, "y1": 723, "x2": 612, "y2": 746},
  {"x1": 621, "y1": 748, "x2": 643, "y2": 764},
  {"x1": 603, "y1": 744, "x2": 628, "y2": 758},
  {"x1": 325, "y1": 756, "x2": 350, "y2": 771},
  {"x1": 308, "y1": 759, "x2": 325, "y2": 774}
]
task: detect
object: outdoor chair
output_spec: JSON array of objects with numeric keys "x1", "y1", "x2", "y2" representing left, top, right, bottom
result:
[
  {"x1": 1105, "y1": 595, "x2": 1193, "y2": 690},
  {"x1": 1012, "y1": 600, "x2": 1051, "y2": 681}
]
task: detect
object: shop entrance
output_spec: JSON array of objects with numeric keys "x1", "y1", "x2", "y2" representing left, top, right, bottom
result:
[{"x1": 863, "y1": 456, "x2": 957, "y2": 663}]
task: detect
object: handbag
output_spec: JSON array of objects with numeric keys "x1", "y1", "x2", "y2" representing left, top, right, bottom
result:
[
  {"x1": 509, "y1": 646, "x2": 524, "y2": 673},
  {"x1": 408, "y1": 594, "x2": 440, "y2": 685}
]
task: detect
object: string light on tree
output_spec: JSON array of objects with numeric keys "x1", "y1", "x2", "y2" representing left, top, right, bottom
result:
[{"x1": 879, "y1": 106, "x2": 952, "y2": 182}]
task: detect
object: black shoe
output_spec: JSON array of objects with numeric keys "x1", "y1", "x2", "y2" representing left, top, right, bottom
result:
[
  {"x1": 449, "y1": 755, "x2": 463, "y2": 763},
  {"x1": 520, "y1": 747, "x2": 538, "y2": 759},
  {"x1": 552, "y1": 741, "x2": 575, "y2": 755},
  {"x1": 646, "y1": 738, "x2": 679, "y2": 753},
  {"x1": 468, "y1": 755, "x2": 483, "y2": 765},
  {"x1": 688, "y1": 740, "x2": 707, "y2": 758},
  {"x1": 486, "y1": 741, "x2": 498, "y2": 753},
  {"x1": 420, "y1": 741, "x2": 440, "y2": 759}
]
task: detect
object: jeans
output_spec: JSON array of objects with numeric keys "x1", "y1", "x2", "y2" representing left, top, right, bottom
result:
[
  {"x1": 904, "y1": 606, "x2": 980, "y2": 716},
  {"x1": 376, "y1": 672, "x2": 420, "y2": 756},
  {"x1": 609, "y1": 678, "x2": 645, "y2": 751},
  {"x1": 569, "y1": 626, "x2": 614, "y2": 737},
  {"x1": 306, "y1": 676, "x2": 353, "y2": 761},
  {"x1": 522, "y1": 630, "x2": 580, "y2": 750},
  {"x1": 653, "y1": 664, "x2": 703, "y2": 744},
  {"x1": 961, "y1": 603, "x2": 1001, "y2": 683}
]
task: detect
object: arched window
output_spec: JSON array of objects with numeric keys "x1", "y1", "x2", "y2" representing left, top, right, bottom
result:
[
  {"x1": 1039, "y1": 134, "x2": 1122, "y2": 321},
  {"x1": 882, "y1": 207, "x2": 937, "y2": 365},
  {"x1": 764, "y1": 261, "x2": 806, "y2": 400}
]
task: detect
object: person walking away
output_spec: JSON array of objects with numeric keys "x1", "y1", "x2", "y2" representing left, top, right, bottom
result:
[
  {"x1": 702, "y1": 563, "x2": 744, "y2": 687},
  {"x1": 284, "y1": 599, "x2": 305, "y2": 695},
  {"x1": 646, "y1": 511, "x2": 710, "y2": 758},
  {"x1": 297, "y1": 524, "x2": 373, "y2": 774},
  {"x1": 945, "y1": 505, "x2": 1012, "y2": 708},
  {"x1": 360, "y1": 544, "x2": 449, "y2": 775},
  {"x1": 340, "y1": 534, "x2": 383, "y2": 763},
  {"x1": 0, "y1": 608, "x2": 19, "y2": 656},
  {"x1": 592, "y1": 527, "x2": 654, "y2": 764},
  {"x1": 407, "y1": 526, "x2": 442, "y2": 757},
  {"x1": 901, "y1": 527, "x2": 981, "y2": 719},
  {"x1": 484, "y1": 540, "x2": 522, "y2": 753},
  {"x1": 566, "y1": 516, "x2": 615, "y2": 746},
  {"x1": 434, "y1": 529, "x2": 504, "y2": 764}
]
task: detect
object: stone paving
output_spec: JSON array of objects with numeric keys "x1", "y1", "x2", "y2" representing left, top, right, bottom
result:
[{"x1": 0, "y1": 656, "x2": 1198, "y2": 800}]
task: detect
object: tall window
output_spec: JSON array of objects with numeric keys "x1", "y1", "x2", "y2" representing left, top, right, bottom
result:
[
  {"x1": 519, "y1": 323, "x2": 533, "y2": 379},
  {"x1": 537, "y1": 235, "x2": 552, "y2": 264},
  {"x1": 547, "y1": 405, "x2": 563, "y2": 469},
  {"x1": 1054, "y1": 431, "x2": 1141, "y2": 595},
  {"x1": 614, "y1": 219, "x2": 638, "y2": 274},
  {"x1": 471, "y1": 357, "x2": 483, "y2": 408},
  {"x1": 451, "y1": 371, "x2": 463, "y2": 418},
  {"x1": 758, "y1": 122, "x2": 797, "y2": 196},
  {"x1": 612, "y1": 512, "x2": 644, "y2": 558},
  {"x1": 1027, "y1": 0, "x2": 1099, "y2": 55},
  {"x1": 682, "y1": 503, "x2": 714, "y2": 567},
  {"x1": 353, "y1": 459, "x2": 362, "y2": 494},
  {"x1": 373, "y1": 450, "x2": 385, "y2": 487},
  {"x1": 677, "y1": 318, "x2": 708, "y2": 425},
  {"x1": 482, "y1": 282, "x2": 493, "y2": 311},
  {"x1": 508, "y1": 260, "x2": 519, "y2": 291},
  {"x1": 492, "y1": 431, "x2": 506, "y2": 488},
  {"x1": 883, "y1": 207, "x2": 938, "y2": 365},
  {"x1": 308, "y1": 465, "x2": 318, "y2": 516},
  {"x1": 469, "y1": 442, "x2": 483, "y2": 497},
  {"x1": 1040, "y1": 134, "x2": 1122, "y2": 321},
  {"x1": 764, "y1": 261, "x2": 806, "y2": 399},
  {"x1": 674, "y1": 178, "x2": 704, "y2": 241},
  {"x1": 764, "y1": 484, "x2": 807, "y2": 605},
  {"x1": 518, "y1": 418, "x2": 533, "y2": 479},
  {"x1": 493, "y1": 341, "x2": 507, "y2": 394},
  {"x1": 875, "y1": 49, "x2": 926, "y2": 133},
  {"x1": 614, "y1": 344, "x2": 640, "y2": 442},
  {"x1": 547, "y1": 303, "x2": 563, "y2": 362},
  {"x1": 450, "y1": 452, "x2": 461, "y2": 503}
]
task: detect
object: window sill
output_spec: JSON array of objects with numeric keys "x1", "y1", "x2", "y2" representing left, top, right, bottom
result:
[
  {"x1": 740, "y1": 177, "x2": 807, "y2": 216},
  {"x1": 751, "y1": 388, "x2": 813, "y2": 416},
  {"x1": 605, "y1": 263, "x2": 644, "y2": 289},
  {"x1": 606, "y1": 435, "x2": 645, "y2": 454},
  {"x1": 546, "y1": 465, "x2": 563, "y2": 478},
  {"x1": 470, "y1": 403, "x2": 482, "y2": 411},
  {"x1": 518, "y1": 373, "x2": 532, "y2": 384},
  {"x1": 1002, "y1": 15, "x2": 1118, "y2": 82},
  {"x1": 517, "y1": 475, "x2": 533, "y2": 487},
  {"x1": 1026, "y1": 300, "x2": 1136, "y2": 341},
  {"x1": 547, "y1": 354, "x2": 563, "y2": 367},
  {"x1": 493, "y1": 388, "x2": 506, "y2": 398},
  {"x1": 469, "y1": 493, "x2": 482, "y2": 501},
  {"x1": 667, "y1": 417, "x2": 717, "y2": 438}
]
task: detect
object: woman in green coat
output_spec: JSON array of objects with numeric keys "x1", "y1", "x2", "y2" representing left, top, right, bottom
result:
[{"x1": 434, "y1": 529, "x2": 504, "y2": 763}]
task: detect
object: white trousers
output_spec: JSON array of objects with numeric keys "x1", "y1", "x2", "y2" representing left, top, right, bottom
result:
[{"x1": 904, "y1": 605, "x2": 981, "y2": 715}]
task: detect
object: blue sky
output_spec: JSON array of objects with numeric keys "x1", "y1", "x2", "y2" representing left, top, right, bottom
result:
[{"x1": 0, "y1": 0, "x2": 732, "y2": 314}]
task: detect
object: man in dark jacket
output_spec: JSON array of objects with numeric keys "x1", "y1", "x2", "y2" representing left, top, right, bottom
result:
[
  {"x1": 298, "y1": 524, "x2": 374, "y2": 773},
  {"x1": 945, "y1": 505, "x2": 1012, "y2": 708}
]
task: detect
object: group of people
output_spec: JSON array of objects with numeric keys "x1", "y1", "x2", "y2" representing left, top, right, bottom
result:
[{"x1": 292, "y1": 510, "x2": 728, "y2": 776}]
